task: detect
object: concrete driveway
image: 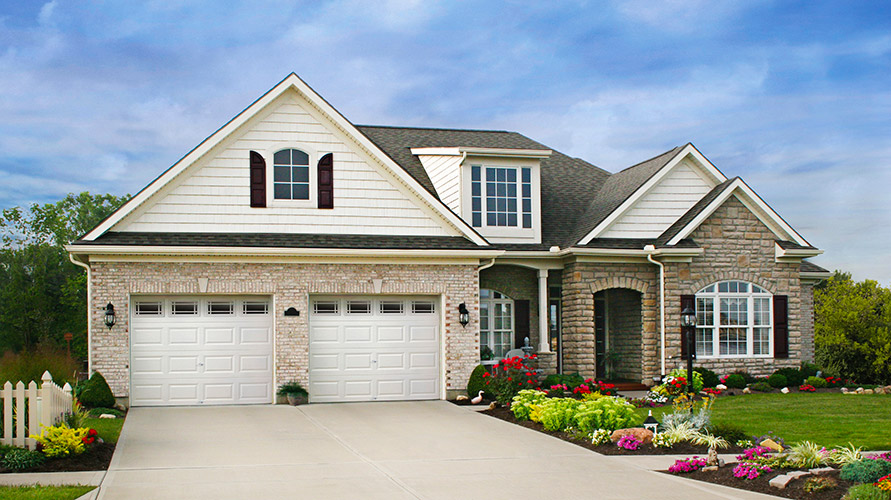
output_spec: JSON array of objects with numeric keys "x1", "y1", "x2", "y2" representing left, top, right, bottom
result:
[{"x1": 98, "y1": 402, "x2": 775, "y2": 500}]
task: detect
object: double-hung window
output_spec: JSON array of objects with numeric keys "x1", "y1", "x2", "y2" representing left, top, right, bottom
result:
[
  {"x1": 470, "y1": 165, "x2": 532, "y2": 229},
  {"x1": 695, "y1": 280, "x2": 772, "y2": 357}
]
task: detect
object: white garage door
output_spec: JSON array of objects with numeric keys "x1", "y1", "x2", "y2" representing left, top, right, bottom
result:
[
  {"x1": 309, "y1": 296, "x2": 440, "y2": 402},
  {"x1": 130, "y1": 296, "x2": 274, "y2": 406}
]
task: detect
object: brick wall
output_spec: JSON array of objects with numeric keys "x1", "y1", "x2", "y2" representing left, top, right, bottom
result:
[{"x1": 89, "y1": 261, "x2": 479, "y2": 399}]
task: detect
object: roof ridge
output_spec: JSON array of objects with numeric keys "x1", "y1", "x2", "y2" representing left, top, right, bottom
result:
[
  {"x1": 356, "y1": 124, "x2": 515, "y2": 134},
  {"x1": 614, "y1": 145, "x2": 682, "y2": 174}
]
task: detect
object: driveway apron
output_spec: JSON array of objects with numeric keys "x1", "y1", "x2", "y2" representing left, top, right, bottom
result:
[{"x1": 98, "y1": 401, "x2": 778, "y2": 500}]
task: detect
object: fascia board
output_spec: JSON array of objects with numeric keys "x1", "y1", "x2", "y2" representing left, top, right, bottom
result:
[
  {"x1": 775, "y1": 242, "x2": 823, "y2": 260},
  {"x1": 578, "y1": 144, "x2": 724, "y2": 245},
  {"x1": 564, "y1": 247, "x2": 704, "y2": 257},
  {"x1": 66, "y1": 244, "x2": 504, "y2": 259}
]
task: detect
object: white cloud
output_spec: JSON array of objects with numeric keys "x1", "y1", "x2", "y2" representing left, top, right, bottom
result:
[{"x1": 38, "y1": 1, "x2": 57, "y2": 27}]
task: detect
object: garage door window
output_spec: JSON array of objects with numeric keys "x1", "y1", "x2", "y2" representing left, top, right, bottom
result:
[
  {"x1": 208, "y1": 301, "x2": 234, "y2": 315},
  {"x1": 313, "y1": 301, "x2": 339, "y2": 314},
  {"x1": 135, "y1": 301, "x2": 163, "y2": 316},
  {"x1": 380, "y1": 301, "x2": 404, "y2": 314},
  {"x1": 411, "y1": 301, "x2": 435, "y2": 314},
  {"x1": 347, "y1": 301, "x2": 372, "y2": 314},
  {"x1": 243, "y1": 301, "x2": 269, "y2": 315},
  {"x1": 171, "y1": 301, "x2": 198, "y2": 315}
]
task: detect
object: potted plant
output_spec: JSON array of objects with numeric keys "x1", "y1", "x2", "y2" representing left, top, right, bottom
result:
[{"x1": 277, "y1": 382, "x2": 308, "y2": 405}]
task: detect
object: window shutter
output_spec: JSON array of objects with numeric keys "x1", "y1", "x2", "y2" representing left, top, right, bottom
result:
[
  {"x1": 318, "y1": 153, "x2": 333, "y2": 209},
  {"x1": 514, "y1": 299, "x2": 530, "y2": 350},
  {"x1": 249, "y1": 151, "x2": 266, "y2": 208},
  {"x1": 681, "y1": 295, "x2": 695, "y2": 359},
  {"x1": 773, "y1": 295, "x2": 789, "y2": 358}
]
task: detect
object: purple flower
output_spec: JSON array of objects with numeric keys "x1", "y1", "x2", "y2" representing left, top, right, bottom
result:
[
  {"x1": 617, "y1": 435, "x2": 642, "y2": 451},
  {"x1": 732, "y1": 462, "x2": 772, "y2": 480},
  {"x1": 669, "y1": 456, "x2": 708, "y2": 474}
]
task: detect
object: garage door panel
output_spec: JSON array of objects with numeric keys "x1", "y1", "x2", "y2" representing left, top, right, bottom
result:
[
  {"x1": 169, "y1": 328, "x2": 199, "y2": 345},
  {"x1": 205, "y1": 328, "x2": 235, "y2": 345},
  {"x1": 130, "y1": 296, "x2": 272, "y2": 406},
  {"x1": 309, "y1": 296, "x2": 440, "y2": 403}
]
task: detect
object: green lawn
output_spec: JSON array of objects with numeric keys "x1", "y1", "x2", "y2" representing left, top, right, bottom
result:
[
  {"x1": 0, "y1": 485, "x2": 95, "y2": 500},
  {"x1": 84, "y1": 416, "x2": 125, "y2": 444},
  {"x1": 638, "y1": 393, "x2": 891, "y2": 450}
]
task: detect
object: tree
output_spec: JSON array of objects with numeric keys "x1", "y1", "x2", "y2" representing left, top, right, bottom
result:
[
  {"x1": 0, "y1": 192, "x2": 130, "y2": 359},
  {"x1": 815, "y1": 271, "x2": 891, "y2": 385}
]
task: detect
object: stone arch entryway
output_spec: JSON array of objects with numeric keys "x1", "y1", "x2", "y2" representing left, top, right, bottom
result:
[{"x1": 593, "y1": 288, "x2": 643, "y2": 381}]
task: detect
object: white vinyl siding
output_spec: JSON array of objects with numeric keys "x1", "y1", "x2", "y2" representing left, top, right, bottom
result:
[
  {"x1": 116, "y1": 91, "x2": 459, "y2": 237},
  {"x1": 416, "y1": 154, "x2": 462, "y2": 213},
  {"x1": 601, "y1": 160, "x2": 715, "y2": 238}
]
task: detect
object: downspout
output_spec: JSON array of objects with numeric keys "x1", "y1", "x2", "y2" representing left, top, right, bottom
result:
[
  {"x1": 68, "y1": 253, "x2": 92, "y2": 374},
  {"x1": 644, "y1": 245, "x2": 665, "y2": 378},
  {"x1": 478, "y1": 258, "x2": 496, "y2": 271}
]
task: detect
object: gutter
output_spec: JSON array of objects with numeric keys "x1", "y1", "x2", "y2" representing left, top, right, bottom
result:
[
  {"x1": 65, "y1": 244, "x2": 505, "y2": 259},
  {"x1": 68, "y1": 253, "x2": 92, "y2": 374},
  {"x1": 644, "y1": 245, "x2": 666, "y2": 378}
]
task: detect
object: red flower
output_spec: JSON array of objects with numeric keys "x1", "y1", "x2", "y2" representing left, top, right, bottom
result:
[
  {"x1": 507, "y1": 377, "x2": 512, "y2": 381},
  {"x1": 482, "y1": 372, "x2": 490, "y2": 378},
  {"x1": 527, "y1": 380, "x2": 534, "y2": 384}
]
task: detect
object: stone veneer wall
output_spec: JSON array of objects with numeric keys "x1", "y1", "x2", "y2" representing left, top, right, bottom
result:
[
  {"x1": 605, "y1": 288, "x2": 643, "y2": 381},
  {"x1": 89, "y1": 261, "x2": 479, "y2": 399},
  {"x1": 662, "y1": 196, "x2": 804, "y2": 377}
]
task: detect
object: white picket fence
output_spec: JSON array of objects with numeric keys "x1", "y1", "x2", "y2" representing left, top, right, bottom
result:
[{"x1": 0, "y1": 371, "x2": 73, "y2": 450}]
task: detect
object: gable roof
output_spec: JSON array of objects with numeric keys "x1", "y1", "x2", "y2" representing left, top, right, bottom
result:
[
  {"x1": 81, "y1": 74, "x2": 489, "y2": 246},
  {"x1": 656, "y1": 177, "x2": 738, "y2": 246}
]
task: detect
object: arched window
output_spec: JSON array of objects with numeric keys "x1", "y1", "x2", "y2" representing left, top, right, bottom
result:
[
  {"x1": 273, "y1": 149, "x2": 310, "y2": 200},
  {"x1": 480, "y1": 289, "x2": 514, "y2": 359},
  {"x1": 695, "y1": 280, "x2": 772, "y2": 357}
]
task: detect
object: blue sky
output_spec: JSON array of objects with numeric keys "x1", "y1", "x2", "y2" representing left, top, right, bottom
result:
[{"x1": 1, "y1": 1, "x2": 888, "y2": 281}]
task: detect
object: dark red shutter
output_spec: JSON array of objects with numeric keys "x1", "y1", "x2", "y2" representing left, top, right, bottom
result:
[
  {"x1": 249, "y1": 151, "x2": 266, "y2": 208},
  {"x1": 774, "y1": 295, "x2": 789, "y2": 358},
  {"x1": 514, "y1": 300, "x2": 530, "y2": 350},
  {"x1": 681, "y1": 295, "x2": 695, "y2": 359},
  {"x1": 318, "y1": 153, "x2": 333, "y2": 209}
]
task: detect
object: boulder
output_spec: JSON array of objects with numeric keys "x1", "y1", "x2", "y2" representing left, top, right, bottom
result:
[
  {"x1": 884, "y1": 385, "x2": 891, "y2": 393},
  {"x1": 864, "y1": 389, "x2": 874, "y2": 394},
  {"x1": 856, "y1": 387, "x2": 864, "y2": 394},
  {"x1": 874, "y1": 387, "x2": 885, "y2": 395},
  {"x1": 715, "y1": 384, "x2": 728, "y2": 390},
  {"x1": 743, "y1": 387, "x2": 752, "y2": 394},
  {"x1": 99, "y1": 414, "x2": 117, "y2": 419},
  {"x1": 781, "y1": 387, "x2": 790, "y2": 394},
  {"x1": 841, "y1": 387, "x2": 849, "y2": 393},
  {"x1": 610, "y1": 427, "x2": 654, "y2": 444},
  {"x1": 760, "y1": 438, "x2": 784, "y2": 452}
]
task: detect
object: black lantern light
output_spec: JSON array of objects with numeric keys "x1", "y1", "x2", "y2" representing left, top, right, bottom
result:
[
  {"x1": 103, "y1": 303, "x2": 116, "y2": 328},
  {"x1": 680, "y1": 305, "x2": 697, "y2": 398},
  {"x1": 643, "y1": 410, "x2": 659, "y2": 435},
  {"x1": 457, "y1": 303, "x2": 470, "y2": 328}
]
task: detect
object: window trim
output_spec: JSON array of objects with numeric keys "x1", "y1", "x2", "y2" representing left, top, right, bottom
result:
[
  {"x1": 695, "y1": 280, "x2": 773, "y2": 359},
  {"x1": 479, "y1": 288, "x2": 515, "y2": 359},
  {"x1": 461, "y1": 158, "x2": 541, "y2": 243},
  {"x1": 265, "y1": 143, "x2": 318, "y2": 208}
]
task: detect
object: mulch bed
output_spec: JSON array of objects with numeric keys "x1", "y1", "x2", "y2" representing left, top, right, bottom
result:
[
  {"x1": 670, "y1": 466, "x2": 852, "y2": 500},
  {"x1": 0, "y1": 442, "x2": 115, "y2": 474},
  {"x1": 478, "y1": 404, "x2": 745, "y2": 456}
]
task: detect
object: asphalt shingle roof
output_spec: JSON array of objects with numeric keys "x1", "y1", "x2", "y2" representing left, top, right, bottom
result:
[{"x1": 800, "y1": 260, "x2": 830, "y2": 274}]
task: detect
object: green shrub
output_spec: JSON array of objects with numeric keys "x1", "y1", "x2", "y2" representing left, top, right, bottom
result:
[
  {"x1": 724, "y1": 373, "x2": 747, "y2": 389},
  {"x1": 536, "y1": 398, "x2": 581, "y2": 432},
  {"x1": 774, "y1": 367, "x2": 806, "y2": 386},
  {"x1": 485, "y1": 356, "x2": 539, "y2": 405},
  {"x1": 0, "y1": 346, "x2": 80, "y2": 387},
  {"x1": 573, "y1": 396, "x2": 640, "y2": 433},
  {"x1": 843, "y1": 484, "x2": 891, "y2": 500},
  {"x1": 510, "y1": 390, "x2": 548, "y2": 421},
  {"x1": 707, "y1": 423, "x2": 747, "y2": 443},
  {"x1": 466, "y1": 365, "x2": 489, "y2": 399},
  {"x1": 0, "y1": 444, "x2": 15, "y2": 459},
  {"x1": 803, "y1": 476, "x2": 837, "y2": 493},
  {"x1": 78, "y1": 372, "x2": 116, "y2": 409},
  {"x1": 1, "y1": 448, "x2": 46, "y2": 472},
  {"x1": 276, "y1": 381, "x2": 307, "y2": 397},
  {"x1": 767, "y1": 373, "x2": 788, "y2": 388},
  {"x1": 694, "y1": 368, "x2": 719, "y2": 388},
  {"x1": 668, "y1": 369, "x2": 703, "y2": 393},
  {"x1": 806, "y1": 376, "x2": 828, "y2": 388},
  {"x1": 800, "y1": 362, "x2": 821, "y2": 379},
  {"x1": 750, "y1": 381, "x2": 774, "y2": 392},
  {"x1": 30, "y1": 424, "x2": 89, "y2": 458},
  {"x1": 840, "y1": 459, "x2": 891, "y2": 483},
  {"x1": 542, "y1": 372, "x2": 585, "y2": 390}
]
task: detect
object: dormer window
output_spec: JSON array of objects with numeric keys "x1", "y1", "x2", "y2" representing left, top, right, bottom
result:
[
  {"x1": 273, "y1": 149, "x2": 310, "y2": 200},
  {"x1": 470, "y1": 165, "x2": 532, "y2": 229}
]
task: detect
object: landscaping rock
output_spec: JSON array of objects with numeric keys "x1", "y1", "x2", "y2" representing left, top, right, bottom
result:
[
  {"x1": 760, "y1": 438, "x2": 784, "y2": 452},
  {"x1": 99, "y1": 414, "x2": 117, "y2": 419},
  {"x1": 856, "y1": 387, "x2": 864, "y2": 394},
  {"x1": 780, "y1": 387, "x2": 790, "y2": 394},
  {"x1": 864, "y1": 389, "x2": 874, "y2": 394},
  {"x1": 743, "y1": 387, "x2": 751, "y2": 394},
  {"x1": 770, "y1": 475, "x2": 794, "y2": 489},
  {"x1": 841, "y1": 387, "x2": 849, "y2": 393},
  {"x1": 609, "y1": 427, "x2": 654, "y2": 445},
  {"x1": 875, "y1": 387, "x2": 885, "y2": 394},
  {"x1": 809, "y1": 467, "x2": 835, "y2": 474},
  {"x1": 715, "y1": 384, "x2": 727, "y2": 390},
  {"x1": 701, "y1": 466, "x2": 719, "y2": 472},
  {"x1": 789, "y1": 471, "x2": 810, "y2": 478},
  {"x1": 844, "y1": 391, "x2": 857, "y2": 395},
  {"x1": 884, "y1": 385, "x2": 891, "y2": 393},
  {"x1": 456, "y1": 395, "x2": 468, "y2": 401}
]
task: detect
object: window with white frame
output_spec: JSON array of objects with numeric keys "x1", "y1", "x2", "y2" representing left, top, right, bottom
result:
[
  {"x1": 695, "y1": 280, "x2": 772, "y2": 357},
  {"x1": 479, "y1": 288, "x2": 514, "y2": 359},
  {"x1": 273, "y1": 149, "x2": 310, "y2": 200},
  {"x1": 470, "y1": 165, "x2": 532, "y2": 228}
]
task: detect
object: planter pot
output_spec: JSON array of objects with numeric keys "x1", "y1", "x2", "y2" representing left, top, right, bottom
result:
[{"x1": 287, "y1": 394, "x2": 308, "y2": 406}]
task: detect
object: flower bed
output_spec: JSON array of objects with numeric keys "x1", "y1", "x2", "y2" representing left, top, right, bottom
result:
[{"x1": 675, "y1": 466, "x2": 853, "y2": 500}]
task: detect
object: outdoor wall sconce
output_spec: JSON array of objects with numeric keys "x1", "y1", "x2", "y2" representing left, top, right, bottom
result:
[
  {"x1": 458, "y1": 303, "x2": 470, "y2": 327},
  {"x1": 103, "y1": 303, "x2": 116, "y2": 328},
  {"x1": 284, "y1": 307, "x2": 300, "y2": 316},
  {"x1": 680, "y1": 305, "x2": 697, "y2": 397}
]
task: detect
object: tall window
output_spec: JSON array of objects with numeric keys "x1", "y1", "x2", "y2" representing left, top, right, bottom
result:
[
  {"x1": 695, "y1": 280, "x2": 772, "y2": 357},
  {"x1": 480, "y1": 288, "x2": 514, "y2": 359},
  {"x1": 471, "y1": 166, "x2": 532, "y2": 229},
  {"x1": 273, "y1": 149, "x2": 310, "y2": 200}
]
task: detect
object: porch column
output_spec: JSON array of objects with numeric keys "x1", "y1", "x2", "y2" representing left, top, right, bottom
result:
[{"x1": 538, "y1": 269, "x2": 550, "y2": 352}]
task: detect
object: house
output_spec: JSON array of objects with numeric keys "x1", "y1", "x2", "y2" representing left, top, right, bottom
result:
[{"x1": 66, "y1": 73, "x2": 830, "y2": 407}]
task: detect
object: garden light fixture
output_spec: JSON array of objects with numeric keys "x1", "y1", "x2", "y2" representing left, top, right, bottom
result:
[
  {"x1": 680, "y1": 305, "x2": 696, "y2": 398},
  {"x1": 103, "y1": 303, "x2": 116, "y2": 328},
  {"x1": 458, "y1": 303, "x2": 470, "y2": 327},
  {"x1": 643, "y1": 410, "x2": 659, "y2": 435}
]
